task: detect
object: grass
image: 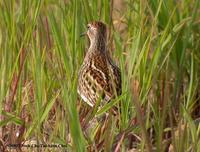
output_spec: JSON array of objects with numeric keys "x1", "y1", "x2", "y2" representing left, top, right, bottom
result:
[{"x1": 0, "y1": 0, "x2": 200, "y2": 151}]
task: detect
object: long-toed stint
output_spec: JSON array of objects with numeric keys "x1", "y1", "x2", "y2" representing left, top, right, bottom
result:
[{"x1": 78, "y1": 21, "x2": 121, "y2": 109}]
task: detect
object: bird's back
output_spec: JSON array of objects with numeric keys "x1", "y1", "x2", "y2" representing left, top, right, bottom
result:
[{"x1": 78, "y1": 50, "x2": 121, "y2": 107}]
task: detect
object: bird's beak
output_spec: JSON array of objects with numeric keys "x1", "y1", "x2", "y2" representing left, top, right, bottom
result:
[{"x1": 80, "y1": 32, "x2": 86, "y2": 37}]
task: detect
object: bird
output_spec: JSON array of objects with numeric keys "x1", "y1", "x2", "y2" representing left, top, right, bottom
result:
[{"x1": 78, "y1": 21, "x2": 121, "y2": 108}]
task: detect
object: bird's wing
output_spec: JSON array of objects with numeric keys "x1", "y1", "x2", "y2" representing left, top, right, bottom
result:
[
  {"x1": 78, "y1": 52, "x2": 121, "y2": 107},
  {"x1": 90, "y1": 52, "x2": 121, "y2": 99}
]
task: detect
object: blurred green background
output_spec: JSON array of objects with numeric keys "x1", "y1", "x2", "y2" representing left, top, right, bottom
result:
[{"x1": 0, "y1": 0, "x2": 200, "y2": 151}]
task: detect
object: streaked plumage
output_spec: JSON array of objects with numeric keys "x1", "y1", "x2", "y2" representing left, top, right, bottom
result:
[{"x1": 78, "y1": 21, "x2": 121, "y2": 107}]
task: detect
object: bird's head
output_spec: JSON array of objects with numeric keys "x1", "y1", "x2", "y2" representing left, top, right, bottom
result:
[{"x1": 81, "y1": 21, "x2": 107, "y2": 43}]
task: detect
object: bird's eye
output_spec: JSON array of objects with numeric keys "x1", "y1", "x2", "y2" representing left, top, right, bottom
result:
[{"x1": 87, "y1": 25, "x2": 90, "y2": 29}]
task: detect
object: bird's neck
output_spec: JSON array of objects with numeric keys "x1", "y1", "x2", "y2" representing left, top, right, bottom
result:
[{"x1": 89, "y1": 36, "x2": 106, "y2": 53}]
